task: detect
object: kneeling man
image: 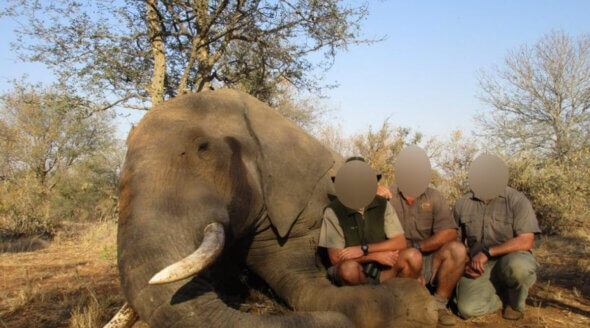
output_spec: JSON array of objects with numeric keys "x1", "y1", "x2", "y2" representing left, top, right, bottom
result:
[
  {"x1": 454, "y1": 155, "x2": 540, "y2": 321},
  {"x1": 319, "y1": 157, "x2": 422, "y2": 286}
]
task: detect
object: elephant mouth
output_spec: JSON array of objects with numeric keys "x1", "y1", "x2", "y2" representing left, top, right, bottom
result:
[{"x1": 148, "y1": 222, "x2": 225, "y2": 285}]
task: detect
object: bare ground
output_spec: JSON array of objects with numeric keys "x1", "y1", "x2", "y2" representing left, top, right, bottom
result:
[{"x1": 1, "y1": 222, "x2": 588, "y2": 328}]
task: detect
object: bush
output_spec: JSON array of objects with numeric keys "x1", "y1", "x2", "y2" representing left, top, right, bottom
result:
[
  {"x1": 0, "y1": 82, "x2": 122, "y2": 237},
  {"x1": 0, "y1": 173, "x2": 56, "y2": 238},
  {"x1": 509, "y1": 149, "x2": 590, "y2": 234}
]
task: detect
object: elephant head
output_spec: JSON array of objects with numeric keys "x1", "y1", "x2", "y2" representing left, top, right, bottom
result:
[{"x1": 115, "y1": 89, "x2": 437, "y2": 328}]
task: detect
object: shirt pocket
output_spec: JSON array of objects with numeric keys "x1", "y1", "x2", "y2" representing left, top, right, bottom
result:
[
  {"x1": 415, "y1": 212, "x2": 433, "y2": 236},
  {"x1": 462, "y1": 214, "x2": 481, "y2": 242},
  {"x1": 491, "y1": 213, "x2": 513, "y2": 241}
]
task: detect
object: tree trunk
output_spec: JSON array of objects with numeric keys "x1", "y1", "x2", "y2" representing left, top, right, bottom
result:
[{"x1": 146, "y1": 0, "x2": 166, "y2": 105}]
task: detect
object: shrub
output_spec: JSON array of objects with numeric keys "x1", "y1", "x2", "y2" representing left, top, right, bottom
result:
[{"x1": 509, "y1": 149, "x2": 589, "y2": 234}]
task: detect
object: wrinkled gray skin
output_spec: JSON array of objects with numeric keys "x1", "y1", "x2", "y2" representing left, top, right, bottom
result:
[{"x1": 118, "y1": 89, "x2": 437, "y2": 328}]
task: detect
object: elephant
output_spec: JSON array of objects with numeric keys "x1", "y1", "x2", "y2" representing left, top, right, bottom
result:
[{"x1": 110, "y1": 89, "x2": 438, "y2": 328}]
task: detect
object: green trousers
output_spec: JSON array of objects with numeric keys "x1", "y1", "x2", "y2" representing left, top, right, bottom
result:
[{"x1": 455, "y1": 251, "x2": 538, "y2": 317}]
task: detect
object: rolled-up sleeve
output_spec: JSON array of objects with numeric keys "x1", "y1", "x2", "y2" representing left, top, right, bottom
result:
[
  {"x1": 318, "y1": 208, "x2": 346, "y2": 249},
  {"x1": 384, "y1": 202, "x2": 405, "y2": 238},
  {"x1": 513, "y1": 195, "x2": 541, "y2": 235}
]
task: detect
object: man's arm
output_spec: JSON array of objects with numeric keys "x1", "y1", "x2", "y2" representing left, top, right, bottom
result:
[
  {"x1": 328, "y1": 247, "x2": 399, "y2": 266},
  {"x1": 489, "y1": 233, "x2": 534, "y2": 256},
  {"x1": 338, "y1": 234, "x2": 406, "y2": 261},
  {"x1": 417, "y1": 229, "x2": 457, "y2": 253},
  {"x1": 367, "y1": 234, "x2": 407, "y2": 252},
  {"x1": 469, "y1": 233, "x2": 534, "y2": 274}
]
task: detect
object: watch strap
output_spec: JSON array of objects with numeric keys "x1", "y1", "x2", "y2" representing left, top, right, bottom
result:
[{"x1": 362, "y1": 244, "x2": 369, "y2": 256}]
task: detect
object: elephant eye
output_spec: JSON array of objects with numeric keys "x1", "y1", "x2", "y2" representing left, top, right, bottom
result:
[{"x1": 197, "y1": 142, "x2": 209, "y2": 152}]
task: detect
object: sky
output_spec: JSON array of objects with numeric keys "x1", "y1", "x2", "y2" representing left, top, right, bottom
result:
[{"x1": 1, "y1": 0, "x2": 589, "y2": 140}]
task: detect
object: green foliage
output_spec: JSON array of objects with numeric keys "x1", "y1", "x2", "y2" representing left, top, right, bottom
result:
[
  {"x1": 0, "y1": 82, "x2": 122, "y2": 237},
  {"x1": 2, "y1": 0, "x2": 374, "y2": 108},
  {"x1": 0, "y1": 173, "x2": 55, "y2": 238}
]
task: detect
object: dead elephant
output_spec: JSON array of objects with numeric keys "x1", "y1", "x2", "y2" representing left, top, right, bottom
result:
[{"x1": 107, "y1": 89, "x2": 437, "y2": 328}]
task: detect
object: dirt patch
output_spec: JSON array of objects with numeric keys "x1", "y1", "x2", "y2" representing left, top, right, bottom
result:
[{"x1": 1, "y1": 222, "x2": 588, "y2": 328}]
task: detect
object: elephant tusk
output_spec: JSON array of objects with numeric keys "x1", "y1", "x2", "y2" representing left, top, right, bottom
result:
[
  {"x1": 103, "y1": 302, "x2": 138, "y2": 328},
  {"x1": 149, "y1": 222, "x2": 225, "y2": 285}
]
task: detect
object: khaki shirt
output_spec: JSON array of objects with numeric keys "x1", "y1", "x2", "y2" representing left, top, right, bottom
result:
[
  {"x1": 454, "y1": 187, "x2": 541, "y2": 248},
  {"x1": 389, "y1": 185, "x2": 457, "y2": 244},
  {"x1": 318, "y1": 202, "x2": 404, "y2": 249}
]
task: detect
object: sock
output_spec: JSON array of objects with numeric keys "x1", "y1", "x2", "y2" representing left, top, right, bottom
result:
[{"x1": 433, "y1": 293, "x2": 449, "y2": 310}]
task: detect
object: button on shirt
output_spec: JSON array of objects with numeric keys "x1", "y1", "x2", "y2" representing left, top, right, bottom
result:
[
  {"x1": 453, "y1": 187, "x2": 541, "y2": 248},
  {"x1": 318, "y1": 201, "x2": 404, "y2": 249},
  {"x1": 389, "y1": 185, "x2": 458, "y2": 244}
]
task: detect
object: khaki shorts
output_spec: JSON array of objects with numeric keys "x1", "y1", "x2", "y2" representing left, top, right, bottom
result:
[{"x1": 422, "y1": 252, "x2": 436, "y2": 285}]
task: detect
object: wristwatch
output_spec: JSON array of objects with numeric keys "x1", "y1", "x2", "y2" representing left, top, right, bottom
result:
[
  {"x1": 481, "y1": 245, "x2": 492, "y2": 259},
  {"x1": 361, "y1": 244, "x2": 369, "y2": 256}
]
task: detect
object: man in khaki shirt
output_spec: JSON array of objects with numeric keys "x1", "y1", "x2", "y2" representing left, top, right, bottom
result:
[
  {"x1": 319, "y1": 194, "x2": 422, "y2": 286},
  {"x1": 380, "y1": 185, "x2": 466, "y2": 326},
  {"x1": 454, "y1": 187, "x2": 541, "y2": 320}
]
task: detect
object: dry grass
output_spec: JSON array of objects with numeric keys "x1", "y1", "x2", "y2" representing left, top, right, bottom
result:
[
  {"x1": 1, "y1": 223, "x2": 589, "y2": 328},
  {"x1": 0, "y1": 221, "x2": 123, "y2": 328}
]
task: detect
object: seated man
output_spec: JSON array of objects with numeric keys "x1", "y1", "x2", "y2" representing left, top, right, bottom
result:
[
  {"x1": 319, "y1": 157, "x2": 422, "y2": 286},
  {"x1": 381, "y1": 184, "x2": 465, "y2": 326},
  {"x1": 377, "y1": 146, "x2": 465, "y2": 326},
  {"x1": 454, "y1": 181, "x2": 540, "y2": 319}
]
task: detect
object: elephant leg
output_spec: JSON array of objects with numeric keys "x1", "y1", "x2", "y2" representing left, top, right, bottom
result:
[{"x1": 247, "y1": 233, "x2": 438, "y2": 328}]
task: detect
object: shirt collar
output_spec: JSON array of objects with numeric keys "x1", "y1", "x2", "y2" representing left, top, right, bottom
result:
[
  {"x1": 393, "y1": 184, "x2": 426, "y2": 201},
  {"x1": 341, "y1": 196, "x2": 381, "y2": 215},
  {"x1": 469, "y1": 188, "x2": 507, "y2": 202}
]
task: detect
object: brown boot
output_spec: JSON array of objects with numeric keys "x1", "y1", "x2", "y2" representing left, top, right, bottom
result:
[
  {"x1": 502, "y1": 306, "x2": 524, "y2": 321},
  {"x1": 437, "y1": 308, "x2": 457, "y2": 326}
]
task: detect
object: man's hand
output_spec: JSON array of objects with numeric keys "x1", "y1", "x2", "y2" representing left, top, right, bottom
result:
[
  {"x1": 339, "y1": 246, "x2": 364, "y2": 261},
  {"x1": 376, "y1": 185, "x2": 392, "y2": 200},
  {"x1": 465, "y1": 265, "x2": 481, "y2": 278},
  {"x1": 470, "y1": 251, "x2": 489, "y2": 273},
  {"x1": 372, "y1": 250, "x2": 399, "y2": 267}
]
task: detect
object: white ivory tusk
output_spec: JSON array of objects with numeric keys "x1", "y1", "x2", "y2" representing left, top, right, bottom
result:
[
  {"x1": 103, "y1": 302, "x2": 138, "y2": 328},
  {"x1": 148, "y1": 222, "x2": 225, "y2": 285}
]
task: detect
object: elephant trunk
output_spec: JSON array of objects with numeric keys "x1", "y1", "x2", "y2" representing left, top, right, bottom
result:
[
  {"x1": 247, "y1": 232, "x2": 439, "y2": 328},
  {"x1": 117, "y1": 161, "x2": 352, "y2": 327}
]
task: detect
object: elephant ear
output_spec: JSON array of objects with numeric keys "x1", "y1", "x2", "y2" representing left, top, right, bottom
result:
[{"x1": 240, "y1": 92, "x2": 334, "y2": 237}]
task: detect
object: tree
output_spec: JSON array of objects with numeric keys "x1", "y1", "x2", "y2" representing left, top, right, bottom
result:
[
  {"x1": 0, "y1": 81, "x2": 118, "y2": 236},
  {"x1": 431, "y1": 130, "x2": 479, "y2": 204},
  {"x1": 351, "y1": 119, "x2": 435, "y2": 186},
  {"x1": 271, "y1": 81, "x2": 330, "y2": 133},
  {"x1": 316, "y1": 123, "x2": 353, "y2": 156},
  {"x1": 0, "y1": 82, "x2": 115, "y2": 188},
  {"x1": 477, "y1": 31, "x2": 590, "y2": 159},
  {"x1": 3, "y1": 0, "x2": 373, "y2": 109}
]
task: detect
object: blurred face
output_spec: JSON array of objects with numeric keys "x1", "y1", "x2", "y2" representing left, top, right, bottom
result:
[
  {"x1": 334, "y1": 160, "x2": 378, "y2": 210},
  {"x1": 468, "y1": 154, "x2": 508, "y2": 201},
  {"x1": 394, "y1": 146, "x2": 431, "y2": 198}
]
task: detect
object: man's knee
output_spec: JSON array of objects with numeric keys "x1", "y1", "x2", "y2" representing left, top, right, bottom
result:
[
  {"x1": 440, "y1": 241, "x2": 467, "y2": 263},
  {"x1": 456, "y1": 280, "x2": 501, "y2": 318},
  {"x1": 401, "y1": 247, "x2": 423, "y2": 270},
  {"x1": 336, "y1": 260, "x2": 363, "y2": 285},
  {"x1": 456, "y1": 298, "x2": 489, "y2": 318},
  {"x1": 500, "y1": 254, "x2": 537, "y2": 285}
]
